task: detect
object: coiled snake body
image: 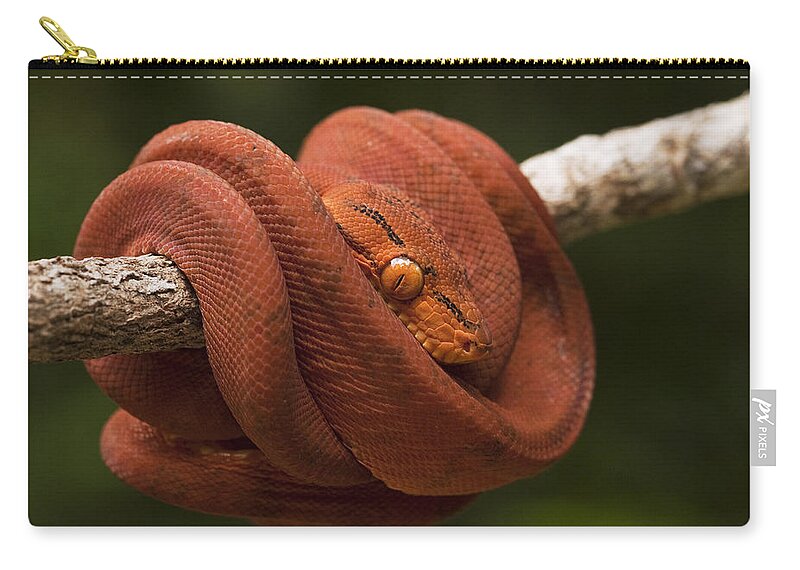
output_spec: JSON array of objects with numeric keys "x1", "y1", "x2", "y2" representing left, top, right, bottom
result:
[{"x1": 74, "y1": 107, "x2": 594, "y2": 525}]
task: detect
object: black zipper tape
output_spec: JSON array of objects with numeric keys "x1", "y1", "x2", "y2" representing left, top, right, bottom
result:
[{"x1": 28, "y1": 57, "x2": 750, "y2": 71}]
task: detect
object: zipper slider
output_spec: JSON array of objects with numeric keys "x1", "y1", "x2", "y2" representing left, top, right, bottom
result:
[{"x1": 39, "y1": 16, "x2": 99, "y2": 65}]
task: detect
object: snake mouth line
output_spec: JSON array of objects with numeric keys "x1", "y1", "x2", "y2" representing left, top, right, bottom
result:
[{"x1": 394, "y1": 298, "x2": 492, "y2": 365}]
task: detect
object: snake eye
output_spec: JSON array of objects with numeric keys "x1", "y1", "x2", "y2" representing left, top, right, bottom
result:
[{"x1": 380, "y1": 257, "x2": 424, "y2": 301}]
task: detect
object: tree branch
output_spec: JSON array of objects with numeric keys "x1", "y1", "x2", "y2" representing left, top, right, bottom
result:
[
  {"x1": 521, "y1": 92, "x2": 749, "y2": 242},
  {"x1": 28, "y1": 93, "x2": 749, "y2": 363},
  {"x1": 28, "y1": 255, "x2": 205, "y2": 362}
]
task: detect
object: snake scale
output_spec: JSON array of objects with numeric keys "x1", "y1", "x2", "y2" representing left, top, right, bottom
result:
[{"x1": 73, "y1": 107, "x2": 595, "y2": 525}]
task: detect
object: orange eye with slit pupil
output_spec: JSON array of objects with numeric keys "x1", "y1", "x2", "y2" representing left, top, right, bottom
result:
[{"x1": 380, "y1": 257, "x2": 424, "y2": 300}]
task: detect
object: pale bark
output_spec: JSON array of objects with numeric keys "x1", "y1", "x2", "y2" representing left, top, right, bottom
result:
[
  {"x1": 28, "y1": 255, "x2": 204, "y2": 362},
  {"x1": 522, "y1": 92, "x2": 749, "y2": 242},
  {"x1": 28, "y1": 93, "x2": 749, "y2": 363}
]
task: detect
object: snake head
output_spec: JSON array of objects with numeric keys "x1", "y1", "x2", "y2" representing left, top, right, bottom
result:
[{"x1": 322, "y1": 181, "x2": 492, "y2": 365}]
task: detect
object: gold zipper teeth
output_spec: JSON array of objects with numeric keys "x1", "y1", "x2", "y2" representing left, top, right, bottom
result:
[
  {"x1": 37, "y1": 19, "x2": 747, "y2": 68},
  {"x1": 94, "y1": 57, "x2": 748, "y2": 67}
]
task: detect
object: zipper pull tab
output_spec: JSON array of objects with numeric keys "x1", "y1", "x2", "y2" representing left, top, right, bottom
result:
[{"x1": 39, "y1": 16, "x2": 99, "y2": 64}]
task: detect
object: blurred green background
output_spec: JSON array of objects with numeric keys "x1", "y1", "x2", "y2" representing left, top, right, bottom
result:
[{"x1": 29, "y1": 68, "x2": 749, "y2": 525}]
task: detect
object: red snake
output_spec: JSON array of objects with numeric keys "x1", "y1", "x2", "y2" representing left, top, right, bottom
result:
[{"x1": 73, "y1": 107, "x2": 594, "y2": 525}]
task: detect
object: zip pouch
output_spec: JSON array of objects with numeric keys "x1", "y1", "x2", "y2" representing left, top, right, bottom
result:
[{"x1": 28, "y1": 17, "x2": 750, "y2": 526}]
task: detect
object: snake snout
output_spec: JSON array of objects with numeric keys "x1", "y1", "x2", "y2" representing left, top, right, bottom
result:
[
  {"x1": 445, "y1": 323, "x2": 492, "y2": 365},
  {"x1": 475, "y1": 322, "x2": 492, "y2": 347}
]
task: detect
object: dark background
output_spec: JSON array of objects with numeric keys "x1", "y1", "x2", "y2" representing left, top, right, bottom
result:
[{"x1": 28, "y1": 68, "x2": 749, "y2": 525}]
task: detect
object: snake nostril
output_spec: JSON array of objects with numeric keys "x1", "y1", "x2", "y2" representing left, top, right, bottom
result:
[{"x1": 462, "y1": 340, "x2": 472, "y2": 353}]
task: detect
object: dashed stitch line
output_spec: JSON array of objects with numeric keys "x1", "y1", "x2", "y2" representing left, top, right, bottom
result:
[{"x1": 29, "y1": 74, "x2": 749, "y2": 81}]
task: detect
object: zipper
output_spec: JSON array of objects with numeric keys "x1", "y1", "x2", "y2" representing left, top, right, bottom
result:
[
  {"x1": 38, "y1": 17, "x2": 99, "y2": 65},
  {"x1": 33, "y1": 16, "x2": 748, "y2": 70}
]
